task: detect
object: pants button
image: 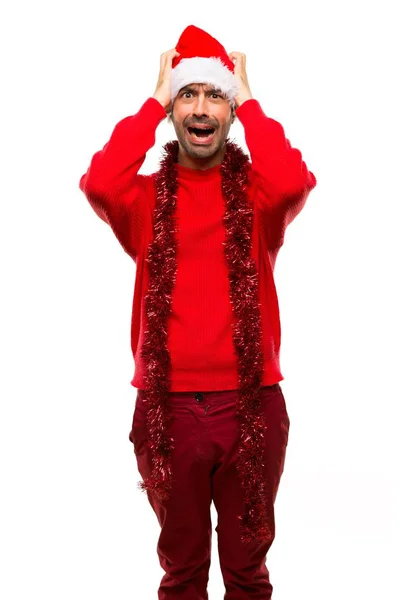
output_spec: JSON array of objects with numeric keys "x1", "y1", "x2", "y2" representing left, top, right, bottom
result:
[{"x1": 195, "y1": 392, "x2": 203, "y2": 402}]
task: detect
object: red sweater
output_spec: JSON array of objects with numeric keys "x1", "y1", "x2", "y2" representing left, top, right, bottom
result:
[{"x1": 79, "y1": 97, "x2": 317, "y2": 391}]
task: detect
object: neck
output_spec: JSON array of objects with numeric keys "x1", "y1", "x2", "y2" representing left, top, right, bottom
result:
[{"x1": 176, "y1": 143, "x2": 226, "y2": 170}]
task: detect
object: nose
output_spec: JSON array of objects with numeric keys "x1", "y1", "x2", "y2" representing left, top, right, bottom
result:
[{"x1": 193, "y1": 94, "x2": 209, "y2": 117}]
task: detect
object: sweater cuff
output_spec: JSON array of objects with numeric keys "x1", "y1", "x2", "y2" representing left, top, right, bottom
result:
[
  {"x1": 140, "y1": 96, "x2": 168, "y2": 121},
  {"x1": 235, "y1": 98, "x2": 267, "y2": 123}
]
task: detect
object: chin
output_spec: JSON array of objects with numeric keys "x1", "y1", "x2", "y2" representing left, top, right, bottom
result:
[
  {"x1": 187, "y1": 145, "x2": 216, "y2": 157},
  {"x1": 181, "y1": 133, "x2": 224, "y2": 157}
]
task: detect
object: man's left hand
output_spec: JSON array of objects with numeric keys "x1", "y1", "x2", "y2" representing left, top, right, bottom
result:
[{"x1": 228, "y1": 52, "x2": 254, "y2": 108}]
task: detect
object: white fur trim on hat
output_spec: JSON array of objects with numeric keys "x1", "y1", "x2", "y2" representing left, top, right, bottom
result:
[{"x1": 171, "y1": 57, "x2": 239, "y2": 107}]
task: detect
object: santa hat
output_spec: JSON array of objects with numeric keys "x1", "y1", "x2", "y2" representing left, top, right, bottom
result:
[{"x1": 170, "y1": 25, "x2": 239, "y2": 109}]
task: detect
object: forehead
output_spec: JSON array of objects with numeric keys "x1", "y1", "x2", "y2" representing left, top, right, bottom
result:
[{"x1": 179, "y1": 82, "x2": 222, "y2": 92}]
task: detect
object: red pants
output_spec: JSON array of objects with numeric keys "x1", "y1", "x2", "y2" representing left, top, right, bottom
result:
[{"x1": 128, "y1": 383, "x2": 290, "y2": 600}]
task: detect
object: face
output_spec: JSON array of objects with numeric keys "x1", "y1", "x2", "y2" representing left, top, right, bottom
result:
[{"x1": 170, "y1": 83, "x2": 235, "y2": 161}]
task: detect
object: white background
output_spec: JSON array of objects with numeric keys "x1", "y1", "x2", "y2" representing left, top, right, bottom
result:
[{"x1": 1, "y1": 0, "x2": 412, "y2": 598}]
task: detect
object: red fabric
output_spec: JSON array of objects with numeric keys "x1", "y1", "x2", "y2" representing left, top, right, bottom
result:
[
  {"x1": 171, "y1": 24, "x2": 235, "y2": 72},
  {"x1": 128, "y1": 383, "x2": 290, "y2": 596},
  {"x1": 79, "y1": 97, "x2": 317, "y2": 391}
]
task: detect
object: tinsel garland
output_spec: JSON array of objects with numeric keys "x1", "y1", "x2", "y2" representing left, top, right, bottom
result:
[{"x1": 137, "y1": 138, "x2": 271, "y2": 545}]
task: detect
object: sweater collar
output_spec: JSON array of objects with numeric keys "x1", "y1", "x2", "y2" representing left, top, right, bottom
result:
[{"x1": 175, "y1": 161, "x2": 222, "y2": 181}]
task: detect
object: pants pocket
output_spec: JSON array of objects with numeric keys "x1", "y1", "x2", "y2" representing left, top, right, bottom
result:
[
  {"x1": 263, "y1": 383, "x2": 290, "y2": 428},
  {"x1": 129, "y1": 391, "x2": 148, "y2": 447}
]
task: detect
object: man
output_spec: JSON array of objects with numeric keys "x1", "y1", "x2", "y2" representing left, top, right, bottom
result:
[{"x1": 79, "y1": 24, "x2": 317, "y2": 600}]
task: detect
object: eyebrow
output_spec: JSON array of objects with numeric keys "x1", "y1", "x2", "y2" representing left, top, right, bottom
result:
[{"x1": 180, "y1": 85, "x2": 223, "y2": 94}]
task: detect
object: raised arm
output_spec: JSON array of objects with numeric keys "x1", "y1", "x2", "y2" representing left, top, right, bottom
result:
[
  {"x1": 78, "y1": 97, "x2": 167, "y2": 260},
  {"x1": 227, "y1": 52, "x2": 317, "y2": 251},
  {"x1": 236, "y1": 98, "x2": 317, "y2": 250}
]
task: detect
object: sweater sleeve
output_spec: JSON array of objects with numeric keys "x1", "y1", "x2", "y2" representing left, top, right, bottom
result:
[
  {"x1": 235, "y1": 99, "x2": 317, "y2": 250},
  {"x1": 78, "y1": 97, "x2": 167, "y2": 260}
]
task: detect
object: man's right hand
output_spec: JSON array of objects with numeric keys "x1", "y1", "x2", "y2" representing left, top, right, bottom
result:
[{"x1": 152, "y1": 48, "x2": 181, "y2": 113}]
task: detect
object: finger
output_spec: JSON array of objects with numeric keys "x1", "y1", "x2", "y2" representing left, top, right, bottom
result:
[
  {"x1": 166, "y1": 50, "x2": 180, "y2": 70},
  {"x1": 168, "y1": 48, "x2": 180, "y2": 62},
  {"x1": 161, "y1": 48, "x2": 177, "y2": 63}
]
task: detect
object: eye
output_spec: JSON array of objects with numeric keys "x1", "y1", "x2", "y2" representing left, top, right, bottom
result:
[{"x1": 181, "y1": 91, "x2": 222, "y2": 99}]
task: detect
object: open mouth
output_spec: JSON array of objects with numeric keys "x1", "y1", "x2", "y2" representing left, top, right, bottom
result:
[{"x1": 187, "y1": 126, "x2": 216, "y2": 144}]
